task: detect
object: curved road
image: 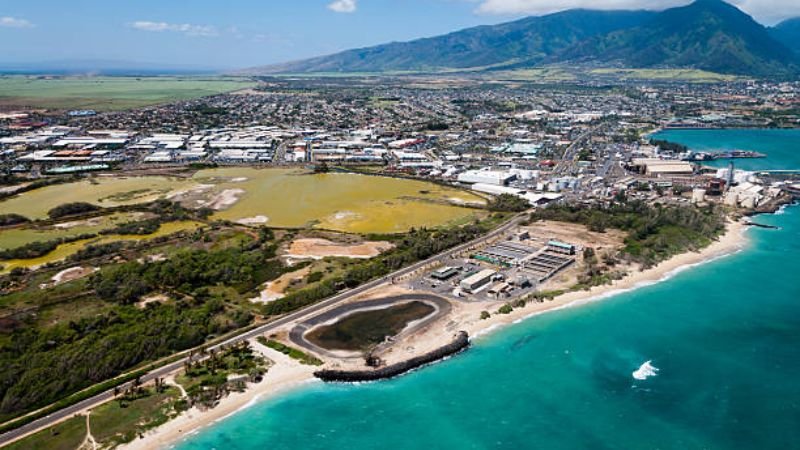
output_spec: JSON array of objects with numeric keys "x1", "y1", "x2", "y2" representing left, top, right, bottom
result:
[
  {"x1": 0, "y1": 213, "x2": 523, "y2": 446},
  {"x1": 288, "y1": 293, "x2": 452, "y2": 359}
]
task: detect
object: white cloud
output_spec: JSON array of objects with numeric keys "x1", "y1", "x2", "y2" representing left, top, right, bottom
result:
[
  {"x1": 129, "y1": 21, "x2": 218, "y2": 37},
  {"x1": 328, "y1": 0, "x2": 358, "y2": 13},
  {"x1": 0, "y1": 16, "x2": 34, "y2": 28},
  {"x1": 472, "y1": 0, "x2": 800, "y2": 24},
  {"x1": 728, "y1": 0, "x2": 800, "y2": 24}
]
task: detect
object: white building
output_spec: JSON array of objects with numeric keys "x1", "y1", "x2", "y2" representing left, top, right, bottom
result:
[{"x1": 457, "y1": 170, "x2": 516, "y2": 186}]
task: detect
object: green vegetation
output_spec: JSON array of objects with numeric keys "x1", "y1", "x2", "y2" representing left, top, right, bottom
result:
[
  {"x1": 0, "y1": 209, "x2": 506, "y2": 430},
  {"x1": 0, "y1": 214, "x2": 30, "y2": 227},
  {"x1": 67, "y1": 241, "x2": 126, "y2": 262},
  {"x1": 101, "y1": 219, "x2": 162, "y2": 236},
  {"x1": 262, "y1": 220, "x2": 500, "y2": 316},
  {"x1": 314, "y1": 162, "x2": 330, "y2": 174},
  {"x1": 0, "y1": 76, "x2": 254, "y2": 111},
  {"x1": 47, "y1": 202, "x2": 101, "y2": 219},
  {"x1": 93, "y1": 385, "x2": 183, "y2": 447},
  {"x1": 572, "y1": 247, "x2": 627, "y2": 291},
  {"x1": 650, "y1": 138, "x2": 689, "y2": 153},
  {"x1": 0, "y1": 228, "x2": 283, "y2": 423},
  {"x1": 488, "y1": 194, "x2": 530, "y2": 212},
  {"x1": 305, "y1": 301, "x2": 435, "y2": 351},
  {"x1": 531, "y1": 200, "x2": 726, "y2": 268},
  {"x1": 497, "y1": 304, "x2": 514, "y2": 315},
  {"x1": 480, "y1": 311, "x2": 491, "y2": 320},
  {"x1": 178, "y1": 342, "x2": 266, "y2": 409},
  {"x1": 0, "y1": 298, "x2": 249, "y2": 423},
  {"x1": 3, "y1": 415, "x2": 86, "y2": 450},
  {"x1": 0, "y1": 233, "x2": 96, "y2": 260},
  {"x1": 90, "y1": 245, "x2": 285, "y2": 304},
  {"x1": 590, "y1": 68, "x2": 738, "y2": 82},
  {"x1": 257, "y1": 337, "x2": 323, "y2": 366},
  {"x1": 264, "y1": 10, "x2": 653, "y2": 74}
]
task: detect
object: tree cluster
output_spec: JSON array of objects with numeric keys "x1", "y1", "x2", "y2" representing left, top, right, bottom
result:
[
  {"x1": 47, "y1": 202, "x2": 101, "y2": 219},
  {"x1": 531, "y1": 200, "x2": 725, "y2": 268}
]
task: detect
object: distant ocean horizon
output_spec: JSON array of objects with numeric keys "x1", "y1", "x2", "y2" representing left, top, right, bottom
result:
[{"x1": 175, "y1": 129, "x2": 800, "y2": 450}]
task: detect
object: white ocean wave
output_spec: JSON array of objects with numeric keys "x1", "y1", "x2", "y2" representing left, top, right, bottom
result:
[{"x1": 632, "y1": 360, "x2": 659, "y2": 380}]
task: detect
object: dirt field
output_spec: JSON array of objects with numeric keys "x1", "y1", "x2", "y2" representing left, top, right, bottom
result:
[
  {"x1": 251, "y1": 266, "x2": 312, "y2": 304},
  {"x1": 48, "y1": 266, "x2": 97, "y2": 287},
  {"x1": 286, "y1": 238, "x2": 394, "y2": 260}
]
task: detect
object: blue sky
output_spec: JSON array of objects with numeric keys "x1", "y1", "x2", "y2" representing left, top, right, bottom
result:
[{"x1": 1, "y1": 0, "x2": 798, "y2": 70}]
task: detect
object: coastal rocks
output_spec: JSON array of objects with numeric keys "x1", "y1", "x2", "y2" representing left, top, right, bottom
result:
[{"x1": 314, "y1": 331, "x2": 470, "y2": 382}]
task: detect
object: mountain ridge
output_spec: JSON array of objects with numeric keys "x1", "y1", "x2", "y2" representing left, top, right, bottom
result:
[
  {"x1": 557, "y1": 0, "x2": 798, "y2": 77},
  {"x1": 255, "y1": 9, "x2": 655, "y2": 74},
  {"x1": 246, "y1": 0, "x2": 799, "y2": 78},
  {"x1": 770, "y1": 18, "x2": 800, "y2": 56}
]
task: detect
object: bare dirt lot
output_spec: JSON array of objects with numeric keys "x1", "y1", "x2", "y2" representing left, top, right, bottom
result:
[{"x1": 286, "y1": 238, "x2": 394, "y2": 260}]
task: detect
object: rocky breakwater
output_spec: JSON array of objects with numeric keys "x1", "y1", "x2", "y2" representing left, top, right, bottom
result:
[{"x1": 314, "y1": 331, "x2": 470, "y2": 382}]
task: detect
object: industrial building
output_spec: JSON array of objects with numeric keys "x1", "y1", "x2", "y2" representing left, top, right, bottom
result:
[
  {"x1": 546, "y1": 240, "x2": 576, "y2": 255},
  {"x1": 631, "y1": 158, "x2": 694, "y2": 177},
  {"x1": 431, "y1": 266, "x2": 459, "y2": 281},
  {"x1": 457, "y1": 169, "x2": 517, "y2": 186},
  {"x1": 473, "y1": 241, "x2": 539, "y2": 267},
  {"x1": 523, "y1": 244, "x2": 576, "y2": 283},
  {"x1": 460, "y1": 269, "x2": 496, "y2": 293}
]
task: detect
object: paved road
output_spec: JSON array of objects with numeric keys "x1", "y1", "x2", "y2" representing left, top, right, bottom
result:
[
  {"x1": 0, "y1": 213, "x2": 523, "y2": 446},
  {"x1": 555, "y1": 122, "x2": 608, "y2": 176}
]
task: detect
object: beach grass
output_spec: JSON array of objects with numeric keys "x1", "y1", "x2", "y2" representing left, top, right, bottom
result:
[
  {"x1": 89, "y1": 387, "x2": 182, "y2": 447},
  {"x1": 258, "y1": 338, "x2": 323, "y2": 366}
]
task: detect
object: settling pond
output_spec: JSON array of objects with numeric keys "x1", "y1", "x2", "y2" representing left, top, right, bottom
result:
[
  {"x1": 306, "y1": 301, "x2": 437, "y2": 352},
  {"x1": 0, "y1": 168, "x2": 485, "y2": 234}
]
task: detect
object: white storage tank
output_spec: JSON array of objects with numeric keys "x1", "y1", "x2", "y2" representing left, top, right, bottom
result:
[{"x1": 691, "y1": 188, "x2": 706, "y2": 204}]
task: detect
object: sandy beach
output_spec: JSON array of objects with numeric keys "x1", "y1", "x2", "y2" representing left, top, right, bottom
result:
[
  {"x1": 120, "y1": 219, "x2": 748, "y2": 450},
  {"x1": 121, "y1": 343, "x2": 320, "y2": 450}
]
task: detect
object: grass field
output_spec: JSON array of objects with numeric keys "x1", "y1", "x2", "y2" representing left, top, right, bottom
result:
[
  {"x1": 4, "y1": 387, "x2": 183, "y2": 450},
  {"x1": 588, "y1": 68, "x2": 738, "y2": 82},
  {"x1": 89, "y1": 387, "x2": 182, "y2": 447},
  {"x1": 0, "y1": 76, "x2": 254, "y2": 111},
  {"x1": 4, "y1": 415, "x2": 86, "y2": 450}
]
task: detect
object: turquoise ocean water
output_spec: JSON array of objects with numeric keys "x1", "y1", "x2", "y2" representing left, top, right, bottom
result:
[
  {"x1": 653, "y1": 128, "x2": 800, "y2": 170},
  {"x1": 176, "y1": 130, "x2": 800, "y2": 450}
]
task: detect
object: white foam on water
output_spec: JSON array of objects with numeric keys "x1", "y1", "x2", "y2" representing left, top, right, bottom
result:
[{"x1": 632, "y1": 360, "x2": 659, "y2": 380}]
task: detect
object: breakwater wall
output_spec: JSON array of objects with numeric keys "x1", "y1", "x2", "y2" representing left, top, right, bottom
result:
[{"x1": 314, "y1": 331, "x2": 470, "y2": 382}]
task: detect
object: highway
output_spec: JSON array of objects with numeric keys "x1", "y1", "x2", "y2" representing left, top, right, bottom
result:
[
  {"x1": 555, "y1": 122, "x2": 608, "y2": 176},
  {"x1": 0, "y1": 212, "x2": 523, "y2": 446}
]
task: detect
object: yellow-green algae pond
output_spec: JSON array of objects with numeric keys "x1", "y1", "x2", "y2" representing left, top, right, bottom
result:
[
  {"x1": 0, "y1": 168, "x2": 485, "y2": 233},
  {"x1": 0, "y1": 168, "x2": 485, "y2": 271},
  {"x1": 0, "y1": 212, "x2": 144, "y2": 250}
]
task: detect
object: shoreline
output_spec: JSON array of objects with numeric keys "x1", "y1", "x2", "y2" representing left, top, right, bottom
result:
[
  {"x1": 466, "y1": 219, "x2": 748, "y2": 342},
  {"x1": 121, "y1": 342, "x2": 320, "y2": 450},
  {"x1": 122, "y1": 219, "x2": 749, "y2": 450}
]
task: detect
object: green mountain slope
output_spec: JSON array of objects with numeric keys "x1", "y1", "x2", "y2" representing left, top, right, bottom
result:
[
  {"x1": 555, "y1": 0, "x2": 797, "y2": 77},
  {"x1": 252, "y1": 9, "x2": 655, "y2": 73},
  {"x1": 771, "y1": 18, "x2": 800, "y2": 56},
  {"x1": 247, "y1": 0, "x2": 797, "y2": 78}
]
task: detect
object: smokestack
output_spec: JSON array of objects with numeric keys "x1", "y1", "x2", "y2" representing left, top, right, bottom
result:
[{"x1": 726, "y1": 160, "x2": 734, "y2": 191}]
